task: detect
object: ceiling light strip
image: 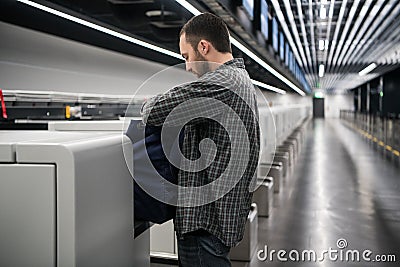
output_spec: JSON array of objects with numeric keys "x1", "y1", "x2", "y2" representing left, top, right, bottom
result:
[
  {"x1": 250, "y1": 79, "x2": 286, "y2": 95},
  {"x1": 347, "y1": 0, "x2": 399, "y2": 64},
  {"x1": 296, "y1": 0, "x2": 312, "y2": 69},
  {"x1": 308, "y1": 0, "x2": 317, "y2": 75},
  {"x1": 177, "y1": 0, "x2": 305, "y2": 95},
  {"x1": 363, "y1": 21, "x2": 400, "y2": 63},
  {"x1": 359, "y1": 63, "x2": 377, "y2": 76},
  {"x1": 319, "y1": 64, "x2": 325, "y2": 78},
  {"x1": 337, "y1": 72, "x2": 381, "y2": 91},
  {"x1": 331, "y1": 0, "x2": 361, "y2": 70},
  {"x1": 17, "y1": 0, "x2": 304, "y2": 95},
  {"x1": 323, "y1": 0, "x2": 335, "y2": 63},
  {"x1": 17, "y1": 0, "x2": 296, "y2": 96},
  {"x1": 320, "y1": 5, "x2": 327, "y2": 19},
  {"x1": 336, "y1": 0, "x2": 373, "y2": 67},
  {"x1": 270, "y1": 0, "x2": 304, "y2": 68},
  {"x1": 355, "y1": 3, "x2": 400, "y2": 64},
  {"x1": 341, "y1": 0, "x2": 385, "y2": 66},
  {"x1": 16, "y1": 0, "x2": 183, "y2": 59},
  {"x1": 326, "y1": 0, "x2": 348, "y2": 72},
  {"x1": 324, "y1": 73, "x2": 339, "y2": 91},
  {"x1": 322, "y1": 0, "x2": 336, "y2": 90},
  {"x1": 175, "y1": 0, "x2": 201, "y2": 16},
  {"x1": 282, "y1": 0, "x2": 310, "y2": 72},
  {"x1": 230, "y1": 38, "x2": 305, "y2": 95},
  {"x1": 328, "y1": 0, "x2": 335, "y2": 18},
  {"x1": 374, "y1": 39, "x2": 400, "y2": 64}
]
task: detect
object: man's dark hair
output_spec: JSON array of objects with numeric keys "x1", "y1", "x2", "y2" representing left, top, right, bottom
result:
[{"x1": 180, "y1": 13, "x2": 232, "y2": 53}]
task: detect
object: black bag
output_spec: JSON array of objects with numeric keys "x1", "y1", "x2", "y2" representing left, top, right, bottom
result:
[{"x1": 126, "y1": 119, "x2": 182, "y2": 224}]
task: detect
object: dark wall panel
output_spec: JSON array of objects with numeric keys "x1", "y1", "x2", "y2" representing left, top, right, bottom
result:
[
  {"x1": 369, "y1": 78, "x2": 380, "y2": 115},
  {"x1": 383, "y1": 67, "x2": 400, "y2": 116},
  {"x1": 354, "y1": 88, "x2": 359, "y2": 111},
  {"x1": 313, "y1": 98, "x2": 325, "y2": 118},
  {"x1": 360, "y1": 84, "x2": 367, "y2": 112}
]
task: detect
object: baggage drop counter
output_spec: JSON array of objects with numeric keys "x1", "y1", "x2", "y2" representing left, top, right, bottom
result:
[{"x1": 0, "y1": 131, "x2": 149, "y2": 267}]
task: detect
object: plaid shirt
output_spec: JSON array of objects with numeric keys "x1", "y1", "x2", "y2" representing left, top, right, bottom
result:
[{"x1": 141, "y1": 58, "x2": 260, "y2": 247}]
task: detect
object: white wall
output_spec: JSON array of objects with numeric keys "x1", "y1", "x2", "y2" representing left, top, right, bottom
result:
[
  {"x1": 0, "y1": 21, "x2": 192, "y2": 97},
  {"x1": 324, "y1": 93, "x2": 354, "y2": 118},
  {"x1": 260, "y1": 90, "x2": 353, "y2": 119},
  {"x1": 260, "y1": 91, "x2": 312, "y2": 108}
]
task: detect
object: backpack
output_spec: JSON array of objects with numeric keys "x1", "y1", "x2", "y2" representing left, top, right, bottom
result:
[{"x1": 125, "y1": 119, "x2": 182, "y2": 224}]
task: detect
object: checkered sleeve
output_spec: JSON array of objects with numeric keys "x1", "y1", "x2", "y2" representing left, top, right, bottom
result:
[{"x1": 141, "y1": 81, "x2": 231, "y2": 127}]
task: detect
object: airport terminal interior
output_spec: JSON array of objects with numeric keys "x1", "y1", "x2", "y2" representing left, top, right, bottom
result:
[{"x1": 0, "y1": 0, "x2": 399, "y2": 266}]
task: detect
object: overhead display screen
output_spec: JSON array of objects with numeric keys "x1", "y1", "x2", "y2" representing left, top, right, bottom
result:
[
  {"x1": 279, "y1": 32, "x2": 285, "y2": 60},
  {"x1": 289, "y1": 51, "x2": 294, "y2": 72},
  {"x1": 260, "y1": 0, "x2": 268, "y2": 39},
  {"x1": 272, "y1": 17, "x2": 278, "y2": 52},
  {"x1": 285, "y1": 43, "x2": 289, "y2": 66},
  {"x1": 243, "y1": 0, "x2": 254, "y2": 20}
]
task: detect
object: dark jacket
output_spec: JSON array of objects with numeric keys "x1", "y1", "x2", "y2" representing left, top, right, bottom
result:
[{"x1": 126, "y1": 119, "x2": 182, "y2": 224}]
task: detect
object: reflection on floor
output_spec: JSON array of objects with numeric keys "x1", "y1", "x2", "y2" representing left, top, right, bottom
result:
[{"x1": 151, "y1": 119, "x2": 400, "y2": 267}]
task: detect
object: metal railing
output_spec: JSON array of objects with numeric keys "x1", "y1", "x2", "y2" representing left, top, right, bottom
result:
[{"x1": 340, "y1": 110, "x2": 400, "y2": 156}]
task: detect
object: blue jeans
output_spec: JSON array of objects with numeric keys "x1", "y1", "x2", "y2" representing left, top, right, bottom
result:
[{"x1": 177, "y1": 229, "x2": 231, "y2": 267}]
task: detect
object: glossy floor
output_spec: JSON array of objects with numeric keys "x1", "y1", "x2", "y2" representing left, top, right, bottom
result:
[{"x1": 152, "y1": 119, "x2": 400, "y2": 267}]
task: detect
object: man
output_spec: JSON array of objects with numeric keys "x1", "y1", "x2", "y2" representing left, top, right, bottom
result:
[{"x1": 141, "y1": 13, "x2": 260, "y2": 266}]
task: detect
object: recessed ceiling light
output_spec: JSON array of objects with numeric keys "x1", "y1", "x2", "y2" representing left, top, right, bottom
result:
[
  {"x1": 320, "y1": 6, "x2": 327, "y2": 19},
  {"x1": 359, "y1": 63, "x2": 377, "y2": 76},
  {"x1": 319, "y1": 64, "x2": 325, "y2": 77}
]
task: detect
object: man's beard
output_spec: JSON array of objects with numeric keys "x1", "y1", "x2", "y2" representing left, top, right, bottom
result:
[{"x1": 192, "y1": 52, "x2": 212, "y2": 78}]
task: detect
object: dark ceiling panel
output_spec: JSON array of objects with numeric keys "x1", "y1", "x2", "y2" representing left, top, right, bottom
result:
[{"x1": 0, "y1": 0, "x2": 183, "y2": 66}]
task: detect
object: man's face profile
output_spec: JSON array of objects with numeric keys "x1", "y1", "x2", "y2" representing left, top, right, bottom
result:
[{"x1": 179, "y1": 33, "x2": 210, "y2": 77}]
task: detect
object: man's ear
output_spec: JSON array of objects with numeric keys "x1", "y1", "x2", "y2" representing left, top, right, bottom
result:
[{"x1": 198, "y1": 40, "x2": 210, "y2": 55}]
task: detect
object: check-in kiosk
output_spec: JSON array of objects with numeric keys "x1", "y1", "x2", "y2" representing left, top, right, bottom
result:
[{"x1": 0, "y1": 131, "x2": 149, "y2": 267}]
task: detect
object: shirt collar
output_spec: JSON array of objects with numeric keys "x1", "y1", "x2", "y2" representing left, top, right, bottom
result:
[
  {"x1": 222, "y1": 58, "x2": 245, "y2": 69},
  {"x1": 199, "y1": 58, "x2": 245, "y2": 79}
]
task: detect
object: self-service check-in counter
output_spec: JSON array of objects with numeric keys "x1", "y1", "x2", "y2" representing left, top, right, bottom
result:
[
  {"x1": 253, "y1": 177, "x2": 274, "y2": 217},
  {"x1": 230, "y1": 203, "x2": 258, "y2": 261},
  {"x1": 0, "y1": 130, "x2": 149, "y2": 267},
  {"x1": 258, "y1": 163, "x2": 283, "y2": 194},
  {"x1": 48, "y1": 120, "x2": 178, "y2": 262}
]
